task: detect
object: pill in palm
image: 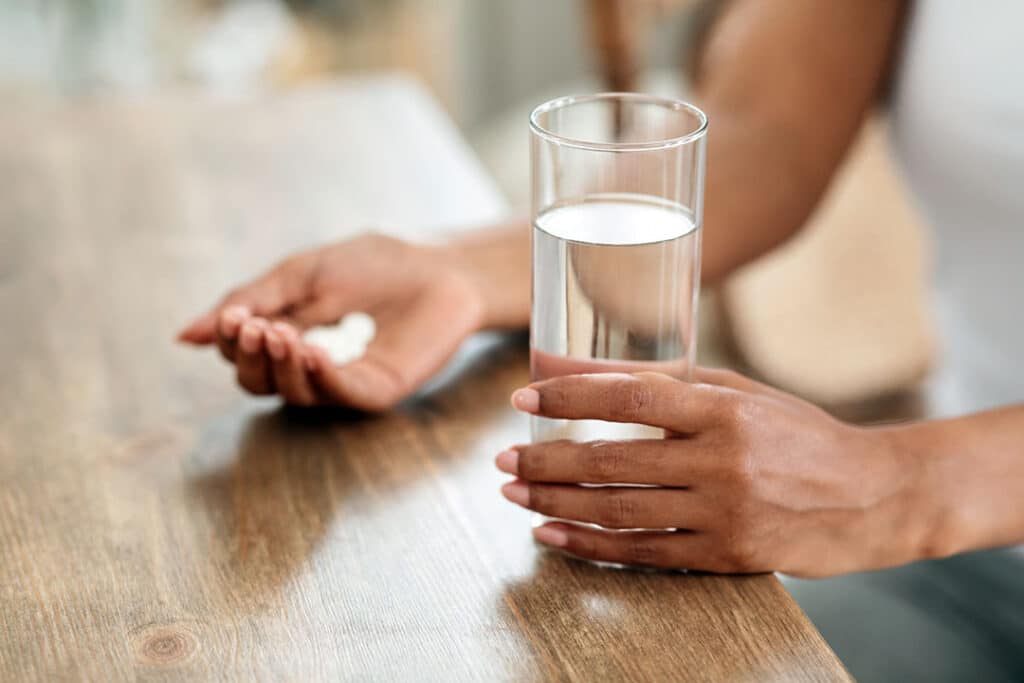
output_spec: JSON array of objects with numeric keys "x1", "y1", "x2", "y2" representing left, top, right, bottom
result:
[{"x1": 302, "y1": 312, "x2": 376, "y2": 365}]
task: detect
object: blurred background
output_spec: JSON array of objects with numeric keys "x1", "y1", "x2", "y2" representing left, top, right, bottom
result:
[
  {"x1": 0, "y1": 0, "x2": 694, "y2": 180},
  {"x1": 0, "y1": 0, "x2": 933, "y2": 421}
]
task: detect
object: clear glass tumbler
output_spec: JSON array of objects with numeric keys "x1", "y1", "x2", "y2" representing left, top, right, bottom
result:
[{"x1": 529, "y1": 93, "x2": 708, "y2": 533}]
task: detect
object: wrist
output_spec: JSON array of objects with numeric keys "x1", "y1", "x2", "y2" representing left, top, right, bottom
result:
[
  {"x1": 870, "y1": 422, "x2": 961, "y2": 562},
  {"x1": 433, "y1": 220, "x2": 531, "y2": 330}
]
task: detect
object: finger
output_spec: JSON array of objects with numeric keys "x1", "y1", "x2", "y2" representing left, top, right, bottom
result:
[
  {"x1": 499, "y1": 438, "x2": 701, "y2": 486},
  {"x1": 264, "y1": 321, "x2": 287, "y2": 363},
  {"x1": 311, "y1": 278, "x2": 481, "y2": 411},
  {"x1": 305, "y1": 345, "x2": 345, "y2": 394},
  {"x1": 268, "y1": 323, "x2": 318, "y2": 406},
  {"x1": 512, "y1": 372, "x2": 726, "y2": 433},
  {"x1": 179, "y1": 255, "x2": 310, "y2": 344},
  {"x1": 235, "y1": 319, "x2": 274, "y2": 395},
  {"x1": 532, "y1": 523, "x2": 730, "y2": 571},
  {"x1": 214, "y1": 305, "x2": 251, "y2": 362},
  {"x1": 501, "y1": 479, "x2": 708, "y2": 530},
  {"x1": 181, "y1": 302, "x2": 247, "y2": 349},
  {"x1": 178, "y1": 310, "x2": 219, "y2": 344}
]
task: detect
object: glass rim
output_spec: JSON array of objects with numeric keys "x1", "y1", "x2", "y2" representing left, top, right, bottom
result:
[{"x1": 529, "y1": 92, "x2": 708, "y2": 152}]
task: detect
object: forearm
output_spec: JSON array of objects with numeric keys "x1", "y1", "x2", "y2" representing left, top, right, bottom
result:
[
  {"x1": 693, "y1": 0, "x2": 907, "y2": 282},
  {"x1": 696, "y1": 111, "x2": 835, "y2": 282},
  {"x1": 877, "y1": 406, "x2": 1024, "y2": 558},
  {"x1": 441, "y1": 2, "x2": 908, "y2": 323}
]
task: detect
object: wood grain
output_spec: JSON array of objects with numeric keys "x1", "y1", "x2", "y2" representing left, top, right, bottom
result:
[{"x1": 0, "y1": 76, "x2": 849, "y2": 682}]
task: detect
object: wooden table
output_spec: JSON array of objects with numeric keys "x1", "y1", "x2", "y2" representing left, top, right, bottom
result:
[{"x1": 0, "y1": 76, "x2": 849, "y2": 681}]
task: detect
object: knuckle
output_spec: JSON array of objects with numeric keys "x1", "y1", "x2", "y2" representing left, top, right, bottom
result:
[
  {"x1": 539, "y1": 383, "x2": 571, "y2": 413},
  {"x1": 716, "y1": 393, "x2": 762, "y2": 439},
  {"x1": 572, "y1": 531, "x2": 600, "y2": 560},
  {"x1": 720, "y1": 534, "x2": 760, "y2": 573},
  {"x1": 626, "y1": 538, "x2": 664, "y2": 566},
  {"x1": 611, "y1": 379, "x2": 654, "y2": 421},
  {"x1": 597, "y1": 488, "x2": 640, "y2": 528},
  {"x1": 712, "y1": 402, "x2": 760, "y2": 489},
  {"x1": 586, "y1": 441, "x2": 628, "y2": 481},
  {"x1": 714, "y1": 391, "x2": 747, "y2": 425}
]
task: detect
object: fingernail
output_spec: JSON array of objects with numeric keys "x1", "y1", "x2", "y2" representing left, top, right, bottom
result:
[
  {"x1": 495, "y1": 449, "x2": 519, "y2": 475},
  {"x1": 510, "y1": 387, "x2": 540, "y2": 413},
  {"x1": 240, "y1": 322, "x2": 262, "y2": 353},
  {"x1": 221, "y1": 306, "x2": 249, "y2": 337},
  {"x1": 304, "y1": 350, "x2": 318, "y2": 372},
  {"x1": 533, "y1": 524, "x2": 569, "y2": 548},
  {"x1": 272, "y1": 321, "x2": 295, "y2": 340},
  {"x1": 500, "y1": 480, "x2": 529, "y2": 507},
  {"x1": 265, "y1": 330, "x2": 286, "y2": 360}
]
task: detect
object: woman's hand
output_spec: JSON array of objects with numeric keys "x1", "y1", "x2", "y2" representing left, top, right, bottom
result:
[
  {"x1": 177, "y1": 231, "x2": 522, "y2": 411},
  {"x1": 497, "y1": 368, "x2": 937, "y2": 577}
]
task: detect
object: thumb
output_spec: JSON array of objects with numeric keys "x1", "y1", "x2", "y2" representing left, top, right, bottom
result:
[{"x1": 279, "y1": 295, "x2": 360, "y2": 331}]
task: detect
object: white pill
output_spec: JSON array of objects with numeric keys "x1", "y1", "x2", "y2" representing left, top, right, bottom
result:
[
  {"x1": 335, "y1": 312, "x2": 376, "y2": 345},
  {"x1": 302, "y1": 312, "x2": 377, "y2": 366}
]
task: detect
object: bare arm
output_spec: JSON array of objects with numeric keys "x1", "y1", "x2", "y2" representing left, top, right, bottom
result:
[
  {"x1": 452, "y1": 0, "x2": 908, "y2": 328},
  {"x1": 696, "y1": 0, "x2": 906, "y2": 281}
]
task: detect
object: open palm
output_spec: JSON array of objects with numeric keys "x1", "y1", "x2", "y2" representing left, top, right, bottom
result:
[{"x1": 178, "y1": 234, "x2": 484, "y2": 410}]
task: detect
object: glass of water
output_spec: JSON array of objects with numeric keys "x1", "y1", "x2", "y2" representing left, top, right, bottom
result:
[{"x1": 529, "y1": 93, "x2": 707, "y2": 531}]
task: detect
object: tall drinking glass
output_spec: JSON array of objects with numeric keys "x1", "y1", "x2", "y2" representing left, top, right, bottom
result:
[{"x1": 529, "y1": 93, "x2": 707, "y2": 531}]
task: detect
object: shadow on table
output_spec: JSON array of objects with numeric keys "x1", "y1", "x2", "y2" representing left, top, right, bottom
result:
[
  {"x1": 186, "y1": 408, "x2": 383, "y2": 609},
  {"x1": 496, "y1": 549, "x2": 797, "y2": 681},
  {"x1": 186, "y1": 331, "x2": 529, "y2": 608}
]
